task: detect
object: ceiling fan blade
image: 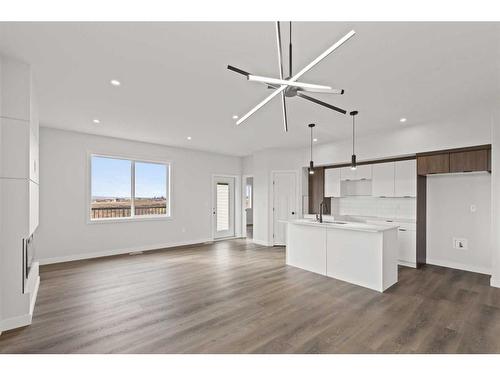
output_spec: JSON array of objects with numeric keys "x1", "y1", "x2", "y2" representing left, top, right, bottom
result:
[
  {"x1": 292, "y1": 30, "x2": 355, "y2": 82},
  {"x1": 248, "y1": 75, "x2": 332, "y2": 90},
  {"x1": 236, "y1": 89, "x2": 284, "y2": 125},
  {"x1": 276, "y1": 22, "x2": 288, "y2": 131},
  {"x1": 281, "y1": 92, "x2": 288, "y2": 132},
  {"x1": 297, "y1": 92, "x2": 347, "y2": 114},
  {"x1": 297, "y1": 87, "x2": 345, "y2": 94},
  {"x1": 227, "y1": 65, "x2": 250, "y2": 77},
  {"x1": 276, "y1": 22, "x2": 285, "y2": 80},
  {"x1": 236, "y1": 30, "x2": 355, "y2": 125}
]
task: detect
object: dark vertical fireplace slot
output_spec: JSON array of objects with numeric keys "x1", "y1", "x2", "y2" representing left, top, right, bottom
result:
[{"x1": 23, "y1": 235, "x2": 35, "y2": 293}]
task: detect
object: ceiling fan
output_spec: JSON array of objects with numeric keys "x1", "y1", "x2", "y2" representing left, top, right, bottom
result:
[{"x1": 228, "y1": 22, "x2": 356, "y2": 132}]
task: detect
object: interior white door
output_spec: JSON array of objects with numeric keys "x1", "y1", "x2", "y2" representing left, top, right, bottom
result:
[
  {"x1": 213, "y1": 176, "x2": 235, "y2": 239},
  {"x1": 273, "y1": 171, "x2": 297, "y2": 245}
]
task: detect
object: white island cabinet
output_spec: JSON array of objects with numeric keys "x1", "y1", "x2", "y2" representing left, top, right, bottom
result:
[{"x1": 285, "y1": 220, "x2": 398, "y2": 292}]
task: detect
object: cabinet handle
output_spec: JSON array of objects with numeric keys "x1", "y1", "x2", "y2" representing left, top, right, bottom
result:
[{"x1": 399, "y1": 228, "x2": 407, "y2": 232}]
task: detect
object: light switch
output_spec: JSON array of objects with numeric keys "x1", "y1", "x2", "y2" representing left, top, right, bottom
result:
[{"x1": 470, "y1": 204, "x2": 477, "y2": 213}]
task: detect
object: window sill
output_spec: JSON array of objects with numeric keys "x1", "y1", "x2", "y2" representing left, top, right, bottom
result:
[{"x1": 87, "y1": 215, "x2": 173, "y2": 224}]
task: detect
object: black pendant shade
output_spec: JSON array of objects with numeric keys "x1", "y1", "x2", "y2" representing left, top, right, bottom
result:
[
  {"x1": 308, "y1": 123, "x2": 315, "y2": 175},
  {"x1": 350, "y1": 111, "x2": 358, "y2": 170}
]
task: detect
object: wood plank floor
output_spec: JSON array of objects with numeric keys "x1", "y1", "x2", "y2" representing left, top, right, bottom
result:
[{"x1": 1, "y1": 239, "x2": 500, "y2": 353}]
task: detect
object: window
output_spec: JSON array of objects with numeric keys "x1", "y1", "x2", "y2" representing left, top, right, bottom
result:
[
  {"x1": 216, "y1": 183, "x2": 230, "y2": 231},
  {"x1": 90, "y1": 155, "x2": 170, "y2": 221}
]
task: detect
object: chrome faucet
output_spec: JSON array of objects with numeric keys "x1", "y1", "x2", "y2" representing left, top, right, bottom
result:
[{"x1": 318, "y1": 201, "x2": 325, "y2": 223}]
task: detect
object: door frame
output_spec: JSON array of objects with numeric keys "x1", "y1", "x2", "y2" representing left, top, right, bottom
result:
[
  {"x1": 242, "y1": 174, "x2": 254, "y2": 238},
  {"x1": 270, "y1": 170, "x2": 299, "y2": 246},
  {"x1": 211, "y1": 174, "x2": 241, "y2": 241}
]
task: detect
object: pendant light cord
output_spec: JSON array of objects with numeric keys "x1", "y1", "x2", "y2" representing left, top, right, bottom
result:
[
  {"x1": 289, "y1": 21, "x2": 292, "y2": 76},
  {"x1": 352, "y1": 114, "x2": 355, "y2": 155},
  {"x1": 310, "y1": 126, "x2": 313, "y2": 161}
]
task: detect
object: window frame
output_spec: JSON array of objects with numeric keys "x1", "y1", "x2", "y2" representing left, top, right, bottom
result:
[{"x1": 87, "y1": 152, "x2": 172, "y2": 224}]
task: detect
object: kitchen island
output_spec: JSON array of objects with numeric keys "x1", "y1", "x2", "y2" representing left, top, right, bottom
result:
[{"x1": 285, "y1": 219, "x2": 399, "y2": 292}]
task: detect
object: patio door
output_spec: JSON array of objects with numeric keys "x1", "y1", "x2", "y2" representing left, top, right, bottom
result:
[{"x1": 213, "y1": 176, "x2": 235, "y2": 239}]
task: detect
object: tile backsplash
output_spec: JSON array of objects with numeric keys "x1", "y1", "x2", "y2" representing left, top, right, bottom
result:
[{"x1": 331, "y1": 196, "x2": 416, "y2": 220}]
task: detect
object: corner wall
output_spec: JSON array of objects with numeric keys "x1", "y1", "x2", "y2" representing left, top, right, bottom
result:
[{"x1": 37, "y1": 127, "x2": 242, "y2": 264}]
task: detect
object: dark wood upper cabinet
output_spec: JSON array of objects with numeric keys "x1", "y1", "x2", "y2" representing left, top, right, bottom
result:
[
  {"x1": 417, "y1": 154, "x2": 450, "y2": 175},
  {"x1": 308, "y1": 167, "x2": 331, "y2": 214},
  {"x1": 450, "y1": 150, "x2": 489, "y2": 173}
]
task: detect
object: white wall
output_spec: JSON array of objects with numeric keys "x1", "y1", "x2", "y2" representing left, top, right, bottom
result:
[
  {"x1": 427, "y1": 173, "x2": 491, "y2": 274},
  {"x1": 313, "y1": 110, "x2": 492, "y2": 166},
  {"x1": 246, "y1": 148, "x2": 308, "y2": 245},
  {"x1": 36, "y1": 128, "x2": 242, "y2": 264}
]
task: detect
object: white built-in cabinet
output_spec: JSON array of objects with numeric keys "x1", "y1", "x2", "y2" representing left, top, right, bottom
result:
[
  {"x1": 371, "y1": 162, "x2": 395, "y2": 197},
  {"x1": 340, "y1": 165, "x2": 372, "y2": 181},
  {"x1": 324, "y1": 168, "x2": 341, "y2": 197},
  {"x1": 366, "y1": 219, "x2": 417, "y2": 267},
  {"x1": 324, "y1": 160, "x2": 417, "y2": 198},
  {"x1": 371, "y1": 160, "x2": 416, "y2": 198},
  {"x1": 397, "y1": 223, "x2": 417, "y2": 267},
  {"x1": 394, "y1": 159, "x2": 416, "y2": 197},
  {"x1": 0, "y1": 55, "x2": 40, "y2": 333}
]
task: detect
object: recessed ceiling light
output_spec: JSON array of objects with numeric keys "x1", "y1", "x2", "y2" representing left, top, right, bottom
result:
[
  {"x1": 232, "y1": 115, "x2": 239, "y2": 120},
  {"x1": 93, "y1": 119, "x2": 100, "y2": 124},
  {"x1": 400, "y1": 118, "x2": 407, "y2": 123},
  {"x1": 110, "y1": 79, "x2": 121, "y2": 86},
  {"x1": 313, "y1": 138, "x2": 318, "y2": 142},
  {"x1": 187, "y1": 136, "x2": 192, "y2": 140}
]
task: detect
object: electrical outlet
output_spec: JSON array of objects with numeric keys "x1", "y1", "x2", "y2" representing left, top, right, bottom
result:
[{"x1": 453, "y1": 238, "x2": 468, "y2": 250}]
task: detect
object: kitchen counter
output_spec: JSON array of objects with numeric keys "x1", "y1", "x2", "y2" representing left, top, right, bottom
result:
[
  {"x1": 285, "y1": 218, "x2": 399, "y2": 233},
  {"x1": 285, "y1": 219, "x2": 399, "y2": 292}
]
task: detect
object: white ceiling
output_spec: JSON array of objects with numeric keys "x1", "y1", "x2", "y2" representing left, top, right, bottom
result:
[{"x1": 0, "y1": 22, "x2": 498, "y2": 156}]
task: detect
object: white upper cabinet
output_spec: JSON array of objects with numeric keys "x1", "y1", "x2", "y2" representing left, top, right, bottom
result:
[
  {"x1": 0, "y1": 57, "x2": 31, "y2": 122},
  {"x1": 340, "y1": 167, "x2": 356, "y2": 181},
  {"x1": 29, "y1": 179, "x2": 39, "y2": 235},
  {"x1": 356, "y1": 165, "x2": 372, "y2": 180},
  {"x1": 340, "y1": 165, "x2": 372, "y2": 181},
  {"x1": 0, "y1": 118, "x2": 30, "y2": 179},
  {"x1": 394, "y1": 160, "x2": 416, "y2": 197},
  {"x1": 324, "y1": 168, "x2": 341, "y2": 197},
  {"x1": 372, "y1": 162, "x2": 395, "y2": 197},
  {"x1": 0, "y1": 56, "x2": 39, "y2": 183},
  {"x1": 29, "y1": 81, "x2": 39, "y2": 184}
]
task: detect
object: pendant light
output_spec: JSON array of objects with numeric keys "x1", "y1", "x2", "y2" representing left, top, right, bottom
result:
[
  {"x1": 308, "y1": 123, "x2": 315, "y2": 175},
  {"x1": 349, "y1": 110, "x2": 358, "y2": 170}
]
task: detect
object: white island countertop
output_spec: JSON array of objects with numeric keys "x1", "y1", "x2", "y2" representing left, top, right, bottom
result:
[
  {"x1": 285, "y1": 218, "x2": 399, "y2": 292},
  {"x1": 283, "y1": 219, "x2": 399, "y2": 233}
]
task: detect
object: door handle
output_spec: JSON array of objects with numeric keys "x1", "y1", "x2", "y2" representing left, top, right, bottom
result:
[{"x1": 291, "y1": 211, "x2": 296, "y2": 215}]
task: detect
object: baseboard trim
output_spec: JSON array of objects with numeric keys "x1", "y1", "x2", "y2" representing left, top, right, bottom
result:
[
  {"x1": 0, "y1": 313, "x2": 32, "y2": 332},
  {"x1": 252, "y1": 239, "x2": 271, "y2": 247},
  {"x1": 427, "y1": 258, "x2": 491, "y2": 275},
  {"x1": 398, "y1": 260, "x2": 417, "y2": 268},
  {"x1": 29, "y1": 276, "x2": 40, "y2": 316},
  {"x1": 38, "y1": 238, "x2": 213, "y2": 265}
]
